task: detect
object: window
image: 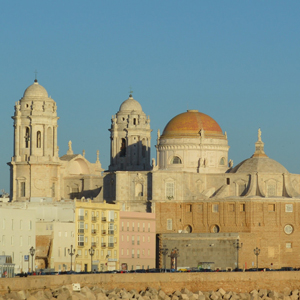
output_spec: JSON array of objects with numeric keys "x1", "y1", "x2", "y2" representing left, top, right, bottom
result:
[
  {"x1": 286, "y1": 204, "x2": 293, "y2": 212},
  {"x1": 148, "y1": 223, "x2": 150, "y2": 232},
  {"x1": 78, "y1": 235, "x2": 84, "y2": 247},
  {"x1": 143, "y1": 223, "x2": 145, "y2": 232},
  {"x1": 171, "y1": 156, "x2": 182, "y2": 164},
  {"x1": 167, "y1": 219, "x2": 172, "y2": 230},
  {"x1": 132, "y1": 222, "x2": 134, "y2": 231},
  {"x1": 127, "y1": 249, "x2": 129, "y2": 255},
  {"x1": 37, "y1": 131, "x2": 41, "y2": 148},
  {"x1": 267, "y1": 184, "x2": 276, "y2": 197},
  {"x1": 127, "y1": 222, "x2": 129, "y2": 231},
  {"x1": 138, "y1": 223, "x2": 140, "y2": 232},
  {"x1": 21, "y1": 182, "x2": 26, "y2": 197},
  {"x1": 127, "y1": 235, "x2": 129, "y2": 242},
  {"x1": 137, "y1": 236, "x2": 140, "y2": 245},
  {"x1": 132, "y1": 236, "x2": 135, "y2": 245},
  {"x1": 148, "y1": 236, "x2": 150, "y2": 242},
  {"x1": 114, "y1": 250, "x2": 117, "y2": 258},
  {"x1": 166, "y1": 182, "x2": 174, "y2": 199},
  {"x1": 212, "y1": 204, "x2": 219, "y2": 213},
  {"x1": 120, "y1": 138, "x2": 126, "y2": 157},
  {"x1": 137, "y1": 249, "x2": 140, "y2": 258},
  {"x1": 58, "y1": 231, "x2": 61, "y2": 237},
  {"x1": 268, "y1": 204, "x2": 275, "y2": 212},
  {"x1": 286, "y1": 243, "x2": 292, "y2": 249},
  {"x1": 186, "y1": 204, "x2": 192, "y2": 212},
  {"x1": 64, "y1": 247, "x2": 67, "y2": 257},
  {"x1": 122, "y1": 222, "x2": 124, "y2": 231},
  {"x1": 219, "y1": 157, "x2": 225, "y2": 165},
  {"x1": 132, "y1": 249, "x2": 134, "y2": 258},
  {"x1": 240, "y1": 204, "x2": 245, "y2": 212},
  {"x1": 25, "y1": 127, "x2": 30, "y2": 148}
]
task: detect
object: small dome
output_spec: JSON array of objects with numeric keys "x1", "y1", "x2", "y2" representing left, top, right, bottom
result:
[
  {"x1": 230, "y1": 157, "x2": 289, "y2": 174},
  {"x1": 162, "y1": 110, "x2": 223, "y2": 138},
  {"x1": 119, "y1": 95, "x2": 142, "y2": 112},
  {"x1": 23, "y1": 80, "x2": 48, "y2": 98}
]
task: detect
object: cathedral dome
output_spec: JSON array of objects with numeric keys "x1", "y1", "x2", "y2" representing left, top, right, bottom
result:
[
  {"x1": 119, "y1": 95, "x2": 142, "y2": 112},
  {"x1": 23, "y1": 80, "x2": 48, "y2": 98},
  {"x1": 161, "y1": 110, "x2": 223, "y2": 138},
  {"x1": 230, "y1": 157, "x2": 288, "y2": 174}
]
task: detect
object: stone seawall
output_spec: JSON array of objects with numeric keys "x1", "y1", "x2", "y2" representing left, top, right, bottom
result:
[{"x1": 1, "y1": 272, "x2": 300, "y2": 295}]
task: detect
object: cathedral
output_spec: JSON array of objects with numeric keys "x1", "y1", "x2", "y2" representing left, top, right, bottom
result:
[{"x1": 8, "y1": 79, "x2": 300, "y2": 270}]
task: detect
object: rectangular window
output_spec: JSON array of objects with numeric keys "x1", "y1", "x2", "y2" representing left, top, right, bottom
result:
[
  {"x1": 212, "y1": 204, "x2": 219, "y2": 213},
  {"x1": 166, "y1": 182, "x2": 174, "y2": 198},
  {"x1": 64, "y1": 247, "x2": 67, "y2": 257},
  {"x1": 132, "y1": 222, "x2": 134, "y2": 231},
  {"x1": 78, "y1": 235, "x2": 84, "y2": 247},
  {"x1": 137, "y1": 249, "x2": 140, "y2": 258},
  {"x1": 240, "y1": 204, "x2": 245, "y2": 212},
  {"x1": 122, "y1": 222, "x2": 124, "y2": 231},
  {"x1": 127, "y1": 222, "x2": 129, "y2": 231},
  {"x1": 132, "y1": 249, "x2": 134, "y2": 258},
  {"x1": 121, "y1": 249, "x2": 124, "y2": 255},
  {"x1": 286, "y1": 204, "x2": 293, "y2": 212},
  {"x1": 142, "y1": 236, "x2": 145, "y2": 242},
  {"x1": 109, "y1": 211, "x2": 114, "y2": 222},
  {"x1": 114, "y1": 250, "x2": 117, "y2": 258},
  {"x1": 127, "y1": 249, "x2": 129, "y2": 255},
  {"x1": 286, "y1": 242, "x2": 292, "y2": 249},
  {"x1": 143, "y1": 223, "x2": 145, "y2": 232},
  {"x1": 186, "y1": 204, "x2": 192, "y2": 212},
  {"x1": 148, "y1": 223, "x2": 150, "y2": 232},
  {"x1": 132, "y1": 236, "x2": 135, "y2": 245},
  {"x1": 167, "y1": 219, "x2": 172, "y2": 230},
  {"x1": 138, "y1": 223, "x2": 140, "y2": 232},
  {"x1": 148, "y1": 236, "x2": 150, "y2": 242},
  {"x1": 137, "y1": 236, "x2": 140, "y2": 245},
  {"x1": 268, "y1": 204, "x2": 275, "y2": 212},
  {"x1": 21, "y1": 182, "x2": 26, "y2": 197}
]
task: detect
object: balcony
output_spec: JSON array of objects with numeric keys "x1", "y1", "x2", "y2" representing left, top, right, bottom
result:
[
  {"x1": 108, "y1": 243, "x2": 114, "y2": 248},
  {"x1": 78, "y1": 216, "x2": 84, "y2": 221},
  {"x1": 101, "y1": 243, "x2": 106, "y2": 248},
  {"x1": 101, "y1": 217, "x2": 106, "y2": 222},
  {"x1": 78, "y1": 229, "x2": 84, "y2": 234},
  {"x1": 91, "y1": 229, "x2": 97, "y2": 235},
  {"x1": 92, "y1": 216, "x2": 97, "y2": 222},
  {"x1": 108, "y1": 230, "x2": 114, "y2": 235},
  {"x1": 102, "y1": 230, "x2": 107, "y2": 235},
  {"x1": 91, "y1": 242, "x2": 96, "y2": 247},
  {"x1": 78, "y1": 242, "x2": 84, "y2": 247}
]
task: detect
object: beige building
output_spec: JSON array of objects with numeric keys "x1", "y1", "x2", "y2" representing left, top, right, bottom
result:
[
  {"x1": 8, "y1": 79, "x2": 103, "y2": 202},
  {"x1": 74, "y1": 199, "x2": 120, "y2": 272},
  {"x1": 105, "y1": 95, "x2": 300, "y2": 270}
]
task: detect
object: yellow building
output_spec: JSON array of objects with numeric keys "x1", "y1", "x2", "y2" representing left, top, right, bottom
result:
[{"x1": 75, "y1": 199, "x2": 120, "y2": 272}]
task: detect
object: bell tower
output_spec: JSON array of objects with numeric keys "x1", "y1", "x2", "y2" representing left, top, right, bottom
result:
[
  {"x1": 8, "y1": 80, "x2": 61, "y2": 201},
  {"x1": 109, "y1": 93, "x2": 152, "y2": 171}
]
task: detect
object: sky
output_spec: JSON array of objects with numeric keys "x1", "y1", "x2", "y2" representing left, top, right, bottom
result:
[{"x1": 1, "y1": 1, "x2": 300, "y2": 193}]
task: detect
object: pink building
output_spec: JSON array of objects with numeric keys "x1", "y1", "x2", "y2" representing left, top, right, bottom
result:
[{"x1": 119, "y1": 212, "x2": 156, "y2": 270}]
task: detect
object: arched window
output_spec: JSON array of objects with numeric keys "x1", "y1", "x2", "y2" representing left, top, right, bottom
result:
[
  {"x1": 120, "y1": 138, "x2": 126, "y2": 157},
  {"x1": 219, "y1": 157, "x2": 225, "y2": 165},
  {"x1": 25, "y1": 127, "x2": 30, "y2": 148},
  {"x1": 135, "y1": 183, "x2": 143, "y2": 197},
  {"x1": 171, "y1": 156, "x2": 182, "y2": 164},
  {"x1": 36, "y1": 131, "x2": 41, "y2": 148}
]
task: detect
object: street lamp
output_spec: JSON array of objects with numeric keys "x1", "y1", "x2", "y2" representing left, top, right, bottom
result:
[
  {"x1": 253, "y1": 247, "x2": 260, "y2": 271},
  {"x1": 68, "y1": 245, "x2": 76, "y2": 272},
  {"x1": 233, "y1": 239, "x2": 243, "y2": 270},
  {"x1": 29, "y1": 246, "x2": 35, "y2": 274},
  {"x1": 160, "y1": 245, "x2": 168, "y2": 271},
  {"x1": 89, "y1": 247, "x2": 95, "y2": 273}
]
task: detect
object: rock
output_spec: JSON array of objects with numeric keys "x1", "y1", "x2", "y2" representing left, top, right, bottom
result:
[
  {"x1": 158, "y1": 291, "x2": 167, "y2": 300},
  {"x1": 95, "y1": 293, "x2": 108, "y2": 300},
  {"x1": 283, "y1": 289, "x2": 291, "y2": 297},
  {"x1": 198, "y1": 295, "x2": 205, "y2": 300},
  {"x1": 171, "y1": 296, "x2": 179, "y2": 300},
  {"x1": 81, "y1": 286, "x2": 96, "y2": 300},
  {"x1": 179, "y1": 295, "x2": 189, "y2": 300},
  {"x1": 217, "y1": 289, "x2": 226, "y2": 297}
]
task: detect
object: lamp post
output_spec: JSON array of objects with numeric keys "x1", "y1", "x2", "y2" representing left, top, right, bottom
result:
[
  {"x1": 29, "y1": 247, "x2": 35, "y2": 274},
  {"x1": 233, "y1": 239, "x2": 243, "y2": 270},
  {"x1": 161, "y1": 245, "x2": 168, "y2": 272},
  {"x1": 68, "y1": 245, "x2": 76, "y2": 272},
  {"x1": 253, "y1": 247, "x2": 260, "y2": 271},
  {"x1": 89, "y1": 247, "x2": 95, "y2": 273}
]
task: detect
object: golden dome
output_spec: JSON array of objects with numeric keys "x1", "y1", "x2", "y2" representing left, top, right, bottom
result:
[{"x1": 161, "y1": 110, "x2": 223, "y2": 138}]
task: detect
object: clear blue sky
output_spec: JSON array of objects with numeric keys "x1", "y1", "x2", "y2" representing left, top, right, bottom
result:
[{"x1": 1, "y1": 1, "x2": 300, "y2": 193}]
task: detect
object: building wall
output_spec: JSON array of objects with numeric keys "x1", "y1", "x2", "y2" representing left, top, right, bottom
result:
[
  {"x1": 75, "y1": 200, "x2": 120, "y2": 272},
  {"x1": 119, "y1": 211, "x2": 156, "y2": 270}
]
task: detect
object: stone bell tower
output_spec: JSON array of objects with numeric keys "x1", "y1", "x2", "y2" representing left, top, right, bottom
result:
[
  {"x1": 109, "y1": 93, "x2": 152, "y2": 171},
  {"x1": 8, "y1": 79, "x2": 61, "y2": 201}
]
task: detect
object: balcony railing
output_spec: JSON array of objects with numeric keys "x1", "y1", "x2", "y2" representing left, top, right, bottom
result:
[
  {"x1": 108, "y1": 243, "x2": 114, "y2": 248},
  {"x1": 78, "y1": 229, "x2": 84, "y2": 234},
  {"x1": 102, "y1": 230, "x2": 107, "y2": 235},
  {"x1": 91, "y1": 229, "x2": 97, "y2": 235},
  {"x1": 108, "y1": 230, "x2": 114, "y2": 235},
  {"x1": 92, "y1": 216, "x2": 97, "y2": 222},
  {"x1": 101, "y1": 243, "x2": 106, "y2": 248},
  {"x1": 101, "y1": 217, "x2": 106, "y2": 222}
]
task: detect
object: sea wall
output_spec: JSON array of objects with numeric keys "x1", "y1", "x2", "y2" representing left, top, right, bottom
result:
[{"x1": 1, "y1": 272, "x2": 300, "y2": 295}]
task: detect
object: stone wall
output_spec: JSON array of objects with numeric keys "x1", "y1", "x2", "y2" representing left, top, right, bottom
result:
[{"x1": 1, "y1": 272, "x2": 300, "y2": 295}]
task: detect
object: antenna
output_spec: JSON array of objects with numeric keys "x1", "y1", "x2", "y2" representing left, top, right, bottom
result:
[{"x1": 34, "y1": 70, "x2": 38, "y2": 82}]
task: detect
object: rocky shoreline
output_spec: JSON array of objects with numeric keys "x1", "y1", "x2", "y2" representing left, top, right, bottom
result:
[{"x1": 1, "y1": 286, "x2": 299, "y2": 300}]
